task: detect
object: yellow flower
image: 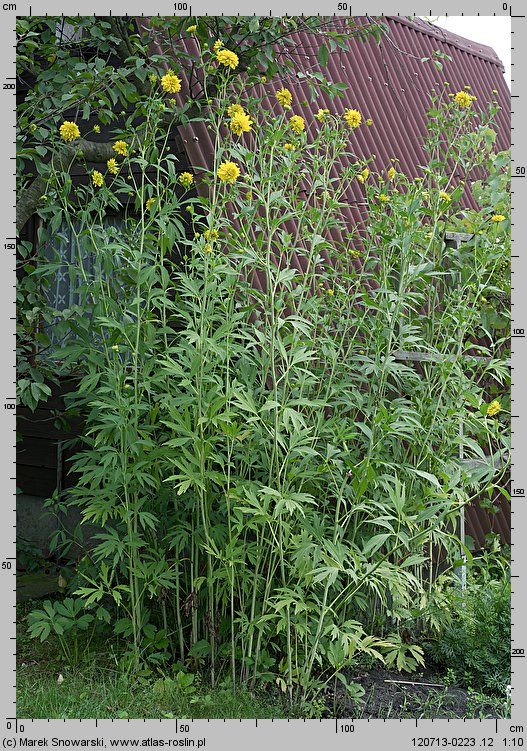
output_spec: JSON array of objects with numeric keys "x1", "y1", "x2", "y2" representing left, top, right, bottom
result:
[
  {"x1": 59, "y1": 121, "x2": 80, "y2": 142},
  {"x1": 365, "y1": 118, "x2": 373, "y2": 126},
  {"x1": 289, "y1": 115, "x2": 305, "y2": 134},
  {"x1": 179, "y1": 172, "x2": 194, "y2": 189},
  {"x1": 491, "y1": 214, "x2": 506, "y2": 222},
  {"x1": 186, "y1": 24, "x2": 197, "y2": 32},
  {"x1": 439, "y1": 191, "x2": 451, "y2": 202},
  {"x1": 276, "y1": 88, "x2": 293, "y2": 108},
  {"x1": 327, "y1": 288, "x2": 334, "y2": 296},
  {"x1": 113, "y1": 140, "x2": 128, "y2": 157},
  {"x1": 260, "y1": 75, "x2": 267, "y2": 84},
  {"x1": 203, "y1": 243, "x2": 213, "y2": 253},
  {"x1": 216, "y1": 48, "x2": 239, "y2": 70},
  {"x1": 486, "y1": 400, "x2": 501, "y2": 417},
  {"x1": 356, "y1": 167, "x2": 369, "y2": 184},
  {"x1": 93, "y1": 124, "x2": 101, "y2": 134},
  {"x1": 387, "y1": 166, "x2": 396, "y2": 181},
  {"x1": 227, "y1": 103, "x2": 245, "y2": 118},
  {"x1": 145, "y1": 197, "x2": 156, "y2": 210},
  {"x1": 203, "y1": 229, "x2": 219, "y2": 241},
  {"x1": 217, "y1": 161, "x2": 240, "y2": 184},
  {"x1": 107, "y1": 158, "x2": 119, "y2": 175},
  {"x1": 378, "y1": 193, "x2": 389, "y2": 202},
  {"x1": 344, "y1": 108, "x2": 362, "y2": 129},
  {"x1": 161, "y1": 71, "x2": 182, "y2": 94},
  {"x1": 314, "y1": 108, "x2": 330, "y2": 122},
  {"x1": 92, "y1": 170, "x2": 103, "y2": 188},
  {"x1": 230, "y1": 110, "x2": 254, "y2": 135},
  {"x1": 454, "y1": 90, "x2": 472, "y2": 108},
  {"x1": 213, "y1": 39, "x2": 224, "y2": 53},
  {"x1": 348, "y1": 249, "x2": 361, "y2": 258},
  {"x1": 283, "y1": 143, "x2": 295, "y2": 151}
]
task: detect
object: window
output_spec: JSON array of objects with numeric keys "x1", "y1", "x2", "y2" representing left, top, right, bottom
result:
[{"x1": 43, "y1": 215, "x2": 126, "y2": 345}]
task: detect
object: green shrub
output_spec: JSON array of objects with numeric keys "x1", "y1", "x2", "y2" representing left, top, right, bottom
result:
[{"x1": 424, "y1": 562, "x2": 510, "y2": 695}]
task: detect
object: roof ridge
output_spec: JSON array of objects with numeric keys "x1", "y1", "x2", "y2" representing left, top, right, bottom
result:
[{"x1": 387, "y1": 15, "x2": 505, "y2": 69}]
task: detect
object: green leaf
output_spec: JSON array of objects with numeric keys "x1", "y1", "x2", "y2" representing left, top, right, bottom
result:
[{"x1": 317, "y1": 44, "x2": 329, "y2": 68}]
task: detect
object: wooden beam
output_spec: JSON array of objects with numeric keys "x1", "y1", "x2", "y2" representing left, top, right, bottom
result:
[
  {"x1": 393, "y1": 349, "x2": 511, "y2": 368},
  {"x1": 459, "y1": 454, "x2": 508, "y2": 471}
]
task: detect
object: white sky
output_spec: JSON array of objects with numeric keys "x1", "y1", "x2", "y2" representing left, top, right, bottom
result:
[{"x1": 429, "y1": 16, "x2": 511, "y2": 89}]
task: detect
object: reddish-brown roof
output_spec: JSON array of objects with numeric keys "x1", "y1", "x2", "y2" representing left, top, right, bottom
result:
[
  {"x1": 171, "y1": 15, "x2": 510, "y2": 204},
  {"x1": 146, "y1": 16, "x2": 511, "y2": 548}
]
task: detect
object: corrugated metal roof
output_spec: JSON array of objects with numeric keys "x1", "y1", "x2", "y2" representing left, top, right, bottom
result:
[
  {"x1": 166, "y1": 16, "x2": 510, "y2": 204},
  {"x1": 145, "y1": 16, "x2": 511, "y2": 548}
]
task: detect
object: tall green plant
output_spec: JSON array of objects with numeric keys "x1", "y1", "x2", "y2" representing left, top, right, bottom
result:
[{"x1": 25, "y1": 49, "x2": 510, "y2": 705}]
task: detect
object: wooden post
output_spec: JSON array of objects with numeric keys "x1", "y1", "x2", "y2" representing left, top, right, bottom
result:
[{"x1": 445, "y1": 232, "x2": 474, "y2": 591}]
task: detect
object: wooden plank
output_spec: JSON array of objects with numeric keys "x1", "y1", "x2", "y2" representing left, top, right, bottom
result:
[
  {"x1": 16, "y1": 436, "x2": 58, "y2": 469},
  {"x1": 444, "y1": 231, "x2": 474, "y2": 244},
  {"x1": 17, "y1": 408, "x2": 84, "y2": 440},
  {"x1": 459, "y1": 454, "x2": 508, "y2": 471},
  {"x1": 17, "y1": 465, "x2": 57, "y2": 497},
  {"x1": 393, "y1": 349, "x2": 511, "y2": 368}
]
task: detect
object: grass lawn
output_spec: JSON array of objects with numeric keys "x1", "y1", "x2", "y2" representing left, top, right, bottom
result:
[{"x1": 17, "y1": 600, "x2": 508, "y2": 720}]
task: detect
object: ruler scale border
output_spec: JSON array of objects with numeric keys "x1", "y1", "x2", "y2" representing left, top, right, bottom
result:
[{"x1": 3, "y1": 4, "x2": 524, "y2": 748}]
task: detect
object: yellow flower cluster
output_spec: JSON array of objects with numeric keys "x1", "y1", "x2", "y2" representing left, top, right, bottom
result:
[
  {"x1": 226, "y1": 104, "x2": 243, "y2": 117},
  {"x1": 439, "y1": 191, "x2": 451, "y2": 202},
  {"x1": 179, "y1": 172, "x2": 194, "y2": 188},
  {"x1": 213, "y1": 40, "x2": 224, "y2": 53},
  {"x1": 186, "y1": 24, "x2": 197, "y2": 32},
  {"x1": 283, "y1": 143, "x2": 295, "y2": 151},
  {"x1": 107, "y1": 158, "x2": 119, "y2": 175},
  {"x1": 113, "y1": 140, "x2": 128, "y2": 157},
  {"x1": 276, "y1": 88, "x2": 293, "y2": 108},
  {"x1": 315, "y1": 108, "x2": 330, "y2": 122},
  {"x1": 486, "y1": 400, "x2": 501, "y2": 417},
  {"x1": 92, "y1": 170, "x2": 103, "y2": 188},
  {"x1": 93, "y1": 124, "x2": 101, "y2": 134},
  {"x1": 230, "y1": 109, "x2": 254, "y2": 135},
  {"x1": 378, "y1": 194, "x2": 389, "y2": 203},
  {"x1": 59, "y1": 121, "x2": 80, "y2": 142},
  {"x1": 357, "y1": 167, "x2": 369, "y2": 184},
  {"x1": 216, "y1": 48, "x2": 239, "y2": 70},
  {"x1": 491, "y1": 214, "x2": 506, "y2": 222},
  {"x1": 387, "y1": 166, "x2": 396, "y2": 181},
  {"x1": 217, "y1": 161, "x2": 240, "y2": 184},
  {"x1": 344, "y1": 108, "x2": 361, "y2": 129},
  {"x1": 454, "y1": 90, "x2": 472, "y2": 107},
  {"x1": 203, "y1": 229, "x2": 219, "y2": 241},
  {"x1": 145, "y1": 197, "x2": 156, "y2": 210},
  {"x1": 161, "y1": 71, "x2": 182, "y2": 94},
  {"x1": 289, "y1": 115, "x2": 305, "y2": 134}
]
